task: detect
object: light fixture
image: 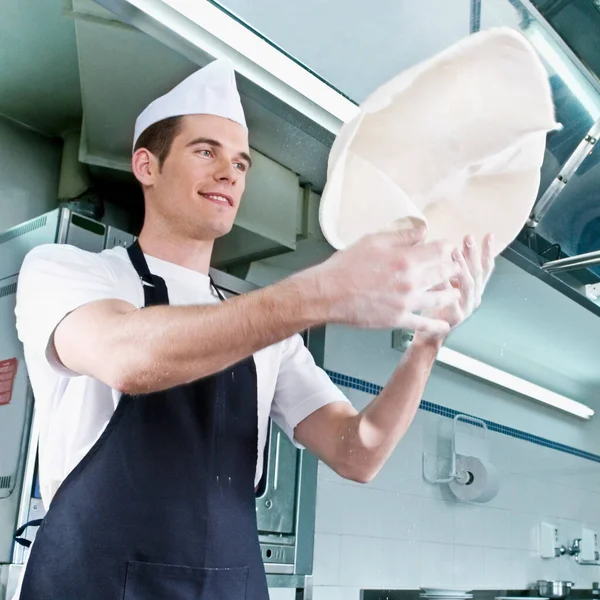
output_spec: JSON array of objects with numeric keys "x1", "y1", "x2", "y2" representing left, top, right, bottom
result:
[
  {"x1": 436, "y1": 346, "x2": 594, "y2": 420},
  {"x1": 524, "y1": 22, "x2": 600, "y2": 119},
  {"x1": 110, "y1": 0, "x2": 359, "y2": 130}
]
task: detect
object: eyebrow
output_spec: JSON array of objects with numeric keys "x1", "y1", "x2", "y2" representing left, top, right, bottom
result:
[{"x1": 186, "y1": 136, "x2": 252, "y2": 168}]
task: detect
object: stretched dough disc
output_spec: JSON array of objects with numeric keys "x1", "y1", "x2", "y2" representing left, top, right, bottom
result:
[{"x1": 319, "y1": 27, "x2": 559, "y2": 256}]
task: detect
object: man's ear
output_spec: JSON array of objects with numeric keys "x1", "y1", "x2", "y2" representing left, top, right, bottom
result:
[{"x1": 132, "y1": 148, "x2": 159, "y2": 187}]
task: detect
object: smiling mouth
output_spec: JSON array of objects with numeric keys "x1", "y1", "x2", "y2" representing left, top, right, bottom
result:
[{"x1": 200, "y1": 193, "x2": 233, "y2": 207}]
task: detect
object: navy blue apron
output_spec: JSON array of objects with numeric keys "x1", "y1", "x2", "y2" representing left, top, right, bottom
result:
[{"x1": 19, "y1": 240, "x2": 269, "y2": 599}]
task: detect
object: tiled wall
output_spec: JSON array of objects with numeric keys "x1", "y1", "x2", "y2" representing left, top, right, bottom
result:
[
  {"x1": 268, "y1": 325, "x2": 600, "y2": 599},
  {"x1": 308, "y1": 387, "x2": 600, "y2": 599}
]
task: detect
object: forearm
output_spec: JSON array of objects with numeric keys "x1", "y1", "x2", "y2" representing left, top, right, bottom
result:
[
  {"x1": 100, "y1": 271, "x2": 327, "y2": 394},
  {"x1": 339, "y1": 336, "x2": 442, "y2": 482}
]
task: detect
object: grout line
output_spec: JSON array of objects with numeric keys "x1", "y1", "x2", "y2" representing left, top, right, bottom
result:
[{"x1": 326, "y1": 370, "x2": 600, "y2": 465}]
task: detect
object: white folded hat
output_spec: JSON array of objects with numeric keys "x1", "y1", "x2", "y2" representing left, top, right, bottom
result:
[
  {"x1": 319, "y1": 27, "x2": 559, "y2": 256},
  {"x1": 133, "y1": 59, "x2": 247, "y2": 150}
]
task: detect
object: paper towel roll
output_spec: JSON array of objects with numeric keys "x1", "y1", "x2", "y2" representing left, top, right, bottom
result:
[{"x1": 448, "y1": 455, "x2": 500, "y2": 503}]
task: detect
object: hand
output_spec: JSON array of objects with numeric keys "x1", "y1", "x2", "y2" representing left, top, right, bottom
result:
[
  {"x1": 312, "y1": 227, "x2": 462, "y2": 337},
  {"x1": 414, "y1": 233, "x2": 495, "y2": 344}
]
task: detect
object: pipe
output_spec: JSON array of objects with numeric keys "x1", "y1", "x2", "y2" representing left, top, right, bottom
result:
[
  {"x1": 542, "y1": 249, "x2": 600, "y2": 273},
  {"x1": 470, "y1": 0, "x2": 481, "y2": 33}
]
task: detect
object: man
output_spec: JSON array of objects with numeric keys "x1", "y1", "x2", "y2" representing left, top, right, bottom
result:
[{"x1": 13, "y1": 60, "x2": 494, "y2": 599}]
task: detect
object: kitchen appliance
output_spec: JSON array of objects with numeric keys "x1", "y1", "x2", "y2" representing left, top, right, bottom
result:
[
  {"x1": 535, "y1": 581, "x2": 574, "y2": 599},
  {"x1": 0, "y1": 207, "x2": 318, "y2": 599}
]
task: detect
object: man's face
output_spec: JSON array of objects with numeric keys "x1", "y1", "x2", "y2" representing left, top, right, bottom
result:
[{"x1": 144, "y1": 114, "x2": 251, "y2": 242}]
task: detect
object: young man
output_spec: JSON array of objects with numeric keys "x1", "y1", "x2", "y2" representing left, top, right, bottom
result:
[{"x1": 13, "y1": 60, "x2": 494, "y2": 599}]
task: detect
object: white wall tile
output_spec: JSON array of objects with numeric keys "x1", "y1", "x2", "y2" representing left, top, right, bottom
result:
[
  {"x1": 313, "y1": 534, "x2": 341, "y2": 586},
  {"x1": 421, "y1": 498, "x2": 456, "y2": 544},
  {"x1": 371, "y1": 430, "x2": 423, "y2": 496},
  {"x1": 421, "y1": 542, "x2": 455, "y2": 587},
  {"x1": 380, "y1": 539, "x2": 422, "y2": 588},
  {"x1": 484, "y1": 548, "x2": 513, "y2": 588},
  {"x1": 339, "y1": 536, "x2": 420, "y2": 588},
  {"x1": 339, "y1": 535, "x2": 382, "y2": 588},
  {"x1": 380, "y1": 491, "x2": 422, "y2": 541},
  {"x1": 454, "y1": 544, "x2": 487, "y2": 589},
  {"x1": 483, "y1": 508, "x2": 512, "y2": 549},
  {"x1": 454, "y1": 505, "x2": 486, "y2": 547},
  {"x1": 511, "y1": 550, "x2": 530, "y2": 588},
  {"x1": 558, "y1": 553, "x2": 581, "y2": 586},
  {"x1": 510, "y1": 511, "x2": 538, "y2": 551},
  {"x1": 315, "y1": 481, "x2": 349, "y2": 535}
]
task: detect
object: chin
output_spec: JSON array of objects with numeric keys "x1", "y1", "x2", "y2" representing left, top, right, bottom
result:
[{"x1": 199, "y1": 222, "x2": 235, "y2": 241}]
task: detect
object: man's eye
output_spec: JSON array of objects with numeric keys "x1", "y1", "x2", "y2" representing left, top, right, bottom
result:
[
  {"x1": 234, "y1": 162, "x2": 247, "y2": 172},
  {"x1": 198, "y1": 149, "x2": 212, "y2": 157}
]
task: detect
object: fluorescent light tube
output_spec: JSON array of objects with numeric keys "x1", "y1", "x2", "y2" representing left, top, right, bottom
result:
[
  {"x1": 123, "y1": 0, "x2": 359, "y2": 130},
  {"x1": 437, "y1": 346, "x2": 594, "y2": 420}
]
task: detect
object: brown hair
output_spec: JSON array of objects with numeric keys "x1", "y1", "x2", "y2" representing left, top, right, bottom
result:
[{"x1": 133, "y1": 116, "x2": 183, "y2": 169}]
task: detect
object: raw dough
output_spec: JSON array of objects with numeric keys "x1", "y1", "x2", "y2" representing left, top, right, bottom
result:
[{"x1": 319, "y1": 27, "x2": 559, "y2": 256}]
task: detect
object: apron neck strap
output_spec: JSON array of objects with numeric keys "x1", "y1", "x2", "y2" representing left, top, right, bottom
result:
[{"x1": 127, "y1": 240, "x2": 170, "y2": 306}]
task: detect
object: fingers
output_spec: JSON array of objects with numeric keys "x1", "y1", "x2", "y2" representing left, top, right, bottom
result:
[
  {"x1": 405, "y1": 287, "x2": 461, "y2": 313},
  {"x1": 373, "y1": 225, "x2": 427, "y2": 249},
  {"x1": 398, "y1": 313, "x2": 451, "y2": 337},
  {"x1": 405, "y1": 239, "x2": 456, "y2": 267},
  {"x1": 481, "y1": 233, "x2": 495, "y2": 285},
  {"x1": 393, "y1": 225, "x2": 427, "y2": 247},
  {"x1": 463, "y1": 235, "x2": 483, "y2": 296},
  {"x1": 411, "y1": 260, "x2": 461, "y2": 291},
  {"x1": 453, "y1": 248, "x2": 475, "y2": 314}
]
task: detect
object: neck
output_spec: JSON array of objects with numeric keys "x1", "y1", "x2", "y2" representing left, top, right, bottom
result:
[{"x1": 137, "y1": 224, "x2": 214, "y2": 275}]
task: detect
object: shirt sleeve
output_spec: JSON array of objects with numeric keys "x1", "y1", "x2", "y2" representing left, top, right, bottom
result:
[
  {"x1": 15, "y1": 244, "x2": 133, "y2": 377},
  {"x1": 269, "y1": 332, "x2": 350, "y2": 447}
]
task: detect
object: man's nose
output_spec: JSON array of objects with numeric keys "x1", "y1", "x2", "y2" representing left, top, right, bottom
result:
[{"x1": 213, "y1": 158, "x2": 238, "y2": 183}]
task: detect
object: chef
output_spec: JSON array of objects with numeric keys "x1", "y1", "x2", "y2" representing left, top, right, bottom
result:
[{"x1": 13, "y1": 59, "x2": 493, "y2": 599}]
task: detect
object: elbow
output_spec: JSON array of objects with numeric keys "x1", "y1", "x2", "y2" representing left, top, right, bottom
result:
[
  {"x1": 110, "y1": 373, "x2": 141, "y2": 396},
  {"x1": 335, "y1": 462, "x2": 378, "y2": 485},
  {"x1": 103, "y1": 348, "x2": 156, "y2": 396}
]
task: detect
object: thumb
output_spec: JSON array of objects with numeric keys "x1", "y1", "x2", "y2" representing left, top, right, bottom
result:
[{"x1": 394, "y1": 224, "x2": 427, "y2": 247}]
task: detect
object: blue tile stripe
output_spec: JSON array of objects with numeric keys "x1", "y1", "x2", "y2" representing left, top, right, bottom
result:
[{"x1": 326, "y1": 370, "x2": 600, "y2": 464}]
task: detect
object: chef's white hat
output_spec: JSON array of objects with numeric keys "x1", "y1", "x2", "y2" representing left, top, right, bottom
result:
[
  {"x1": 319, "y1": 27, "x2": 559, "y2": 257},
  {"x1": 133, "y1": 59, "x2": 247, "y2": 150}
]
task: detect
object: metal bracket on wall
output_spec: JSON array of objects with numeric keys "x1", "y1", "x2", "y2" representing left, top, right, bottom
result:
[
  {"x1": 528, "y1": 118, "x2": 600, "y2": 228},
  {"x1": 470, "y1": 0, "x2": 481, "y2": 32}
]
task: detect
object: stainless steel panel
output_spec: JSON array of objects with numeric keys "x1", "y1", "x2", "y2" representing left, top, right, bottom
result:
[
  {"x1": 256, "y1": 422, "x2": 298, "y2": 536},
  {"x1": 63, "y1": 211, "x2": 107, "y2": 252},
  {"x1": 265, "y1": 574, "x2": 312, "y2": 598},
  {"x1": 260, "y1": 543, "x2": 295, "y2": 565},
  {"x1": 0, "y1": 210, "x2": 60, "y2": 279},
  {"x1": 209, "y1": 268, "x2": 259, "y2": 295},
  {"x1": 0, "y1": 564, "x2": 23, "y2": 600},
  {"x1": 105, "y1": 225, "x2": 135, "y2": 249}
]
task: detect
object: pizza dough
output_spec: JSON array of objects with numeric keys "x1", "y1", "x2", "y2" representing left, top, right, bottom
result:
[{"x1": 318, "y1": 27, "x2": 559, "y2": 256}]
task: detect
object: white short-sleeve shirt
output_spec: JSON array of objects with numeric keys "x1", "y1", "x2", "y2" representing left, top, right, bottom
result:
[{"x1": 14, "y1": 243, "x2": 349, "y2": 508}]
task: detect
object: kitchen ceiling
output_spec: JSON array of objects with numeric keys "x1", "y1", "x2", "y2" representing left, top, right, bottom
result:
[
  {"x1": 2, "y1": 0, "x2": 600, "y2": 414},
  {"x1": 0, "y1": 0, "x2": 82, "y2": 136}
]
